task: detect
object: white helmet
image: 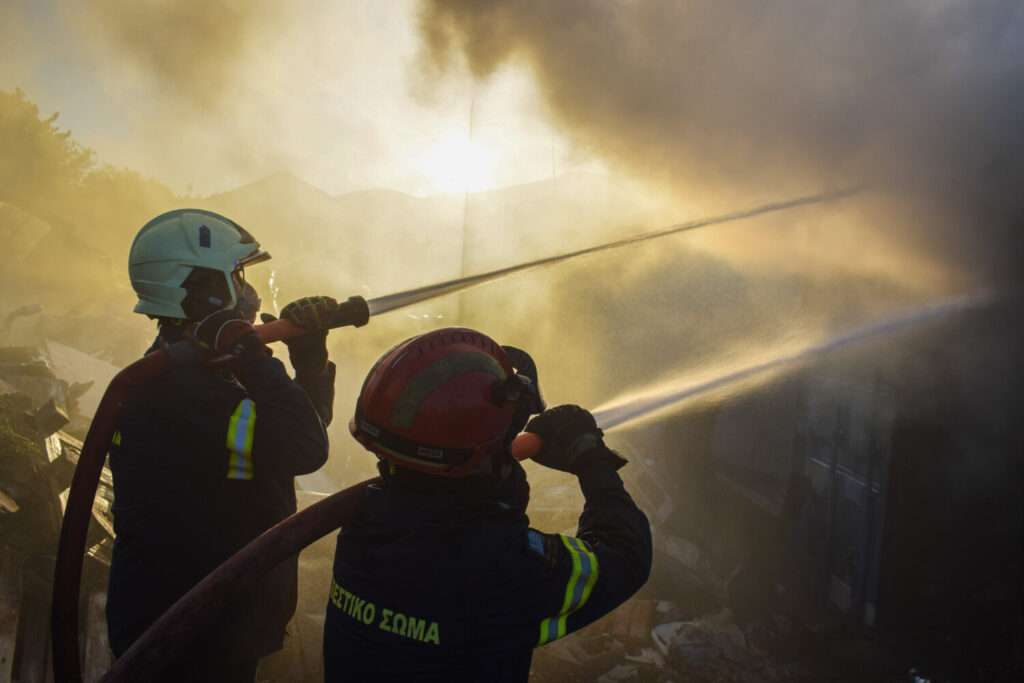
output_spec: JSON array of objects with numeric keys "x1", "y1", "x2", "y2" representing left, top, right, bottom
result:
[{"x1": 128, "y1": 209, "x2": 270, "y2": 320}]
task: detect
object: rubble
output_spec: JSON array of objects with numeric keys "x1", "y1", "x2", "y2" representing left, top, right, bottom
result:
[
  {"x1": 0, "y1": 343, "x2": 115, "y2": 681},
  {"x1": 530, "y1": 596, "x2": 893, "y2": 683}
]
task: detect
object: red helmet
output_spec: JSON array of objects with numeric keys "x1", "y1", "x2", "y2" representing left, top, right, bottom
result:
[{"x1": 349, "y1": 327, "x2": 524, "y2": 477}]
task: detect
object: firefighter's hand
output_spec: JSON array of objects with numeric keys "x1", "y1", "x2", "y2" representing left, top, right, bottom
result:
[
  {"x1": 260, "y1": 296, "x2": 337, "y2": 375},
  {"x1": 282, "y1": 296, "x2": 339, "y2": 330},
  {"x1": 525, "y1": 405, "x2": 626, "y2": 475},
  {"x1": 193, "y1": 310, "x2": 267, "y2": 360}
]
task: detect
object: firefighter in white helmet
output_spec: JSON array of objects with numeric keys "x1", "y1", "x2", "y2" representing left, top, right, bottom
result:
[{"x1": 108, "y1": 209, "x2": 338, "y2": 682}]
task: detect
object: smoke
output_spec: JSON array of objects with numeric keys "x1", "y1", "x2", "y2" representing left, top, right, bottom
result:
[
  {"x1": 74, "y1": 0, "x2": 283, "y2": 107},
  {"x1": 416, "y1": 0, "x2": 1024, "y2": 287}
]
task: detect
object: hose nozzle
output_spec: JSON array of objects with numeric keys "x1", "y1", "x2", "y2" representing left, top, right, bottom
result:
[
  {"x1": 330, "y1": 295, "x2": 370, "y2": 328},
  {"x1": 256, "y1": 295, "x2": 369, "y2": 344}
]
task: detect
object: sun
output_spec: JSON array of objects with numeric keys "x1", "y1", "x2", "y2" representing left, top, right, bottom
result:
[{"x1": 412, "y1": 135, "x2": 500, "y2": 194}]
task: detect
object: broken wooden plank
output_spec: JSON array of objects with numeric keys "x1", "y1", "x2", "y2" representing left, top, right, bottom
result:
[{"x1": 0, "y1": 491, "x2": 18, "y2": 515}]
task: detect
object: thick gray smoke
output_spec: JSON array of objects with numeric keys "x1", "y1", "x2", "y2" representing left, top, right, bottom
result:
[{"x1": 416, "y1": 0, "x2": 1024, "y2": 287}]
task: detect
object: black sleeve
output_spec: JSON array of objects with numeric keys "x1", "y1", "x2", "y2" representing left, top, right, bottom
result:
[
  {"x1": 293, "y1": 361, "x2": 336, "y2": 426},
  {"x1": 572, "y1": 461, "x2": 654, "y2": 605},
  {"x1": 546, "y1": 461, "x2": 652, "y2": 638},
  {"x1": 235, "y1": 355, "x2": 330, "y2": 477},
  {"x1": 482, "y1": 461, "x2": 652, "y2": 654}
]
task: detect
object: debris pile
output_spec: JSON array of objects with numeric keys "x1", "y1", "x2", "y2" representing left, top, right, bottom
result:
[
  {"x1": 531, "y1": 600, "x2": 781, "y2": 682},
  {"x1": 0, "y1": 344, "x2": 115, "y2": 681},
  {"x1": 530, "y1": 596, "x2": 908, "y2": 683}
]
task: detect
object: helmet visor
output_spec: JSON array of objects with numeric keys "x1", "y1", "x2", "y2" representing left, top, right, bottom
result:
[
  {"x1": 234, "y1": 249, "x2": 271, "y2": 270},
  {"x1": 231, "y1": 249, "x2": 272, "y2": 287}
]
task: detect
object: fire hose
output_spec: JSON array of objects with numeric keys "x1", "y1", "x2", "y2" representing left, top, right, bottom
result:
[
  {"x1": 98, "y1": 476, "x2": 379, "y2": 682},
  {"x1": 50, "y1": 294, "x2": 545, "y2": 682}
]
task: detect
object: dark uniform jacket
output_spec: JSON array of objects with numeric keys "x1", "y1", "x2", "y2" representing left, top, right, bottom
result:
[
  {"x1": 106, "y1": 333, "x2": 333, "y2": 661},
  {"x1": 324, "y1": 459, "x2": 652, "y2": 682}
]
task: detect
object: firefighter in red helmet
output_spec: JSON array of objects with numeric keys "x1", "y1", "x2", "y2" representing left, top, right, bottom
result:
[{"x1": 324, "y1": 327, "x2": 652, "y2": 681}]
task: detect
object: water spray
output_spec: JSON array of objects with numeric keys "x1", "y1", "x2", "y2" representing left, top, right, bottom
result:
[
  {"x1": 268, "y1": 269, "x2": 280, "y2": 316},
  {"x1": 588, "y1": 295, "x2": 983, "y2": 433},
  {"x1": 366, "y1": 186, "x2": 864, "y2": 315}
]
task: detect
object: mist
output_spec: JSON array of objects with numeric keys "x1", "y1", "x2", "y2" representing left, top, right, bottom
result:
[
  {"x1": 407, "y1": 1, "x2": 1024, "y2": 529},
  {"x1": 412, "y1": 7, "x2": 1024, "y2": 676}
]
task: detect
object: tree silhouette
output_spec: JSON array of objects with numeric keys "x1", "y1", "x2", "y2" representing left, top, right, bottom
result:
[
  {"x1": 0, "y1": 87, "x2": 180, "y2": 256},
  {"x1": 0, "y1": 88, "x2": 180, "y2": 314},
  {"x1": 0, "y1": 88, "x2": 95, "y2": 208}
]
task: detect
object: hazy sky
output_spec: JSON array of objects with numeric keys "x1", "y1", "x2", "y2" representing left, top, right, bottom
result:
[
  {"x1": 0, "y1": 0, "x2": 600, "y2": 197},
  {"x1": 2, "y1": 0, "x2": 1020, "y2": 288}
]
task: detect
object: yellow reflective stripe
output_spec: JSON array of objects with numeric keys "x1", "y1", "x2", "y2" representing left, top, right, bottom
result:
[
  {"x1": 537, "y1": 535, "x2": 599, "y2": 646},
  {"x1": 226, "y1": 399, "x2": 256, "y2": 480}
]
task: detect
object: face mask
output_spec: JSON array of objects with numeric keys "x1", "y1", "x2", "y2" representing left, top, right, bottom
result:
[{"x1": 234, "y1": 280, "x2": 262, "y2": 323}]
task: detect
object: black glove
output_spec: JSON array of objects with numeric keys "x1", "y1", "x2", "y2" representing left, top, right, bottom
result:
[
  {"x1": 501, "y1": 346, "x2": 546, "y2": 438},
  {"x1": 260, "y1": 296, "x2": 337, "y2": 375},
  {"x1": 192, "y1": 309, "x2": 267, "y2": 361},
  {"x1": 281, "y1": 295, "x2": 340, "y2": 329},
  {"x1": 525, "y1": 405, "x2": 627, "y2": 474}
]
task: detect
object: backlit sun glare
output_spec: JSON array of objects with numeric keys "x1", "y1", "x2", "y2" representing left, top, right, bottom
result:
[{"x1": 411, "y1": 135, "x2": 500, "y2": 195}]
